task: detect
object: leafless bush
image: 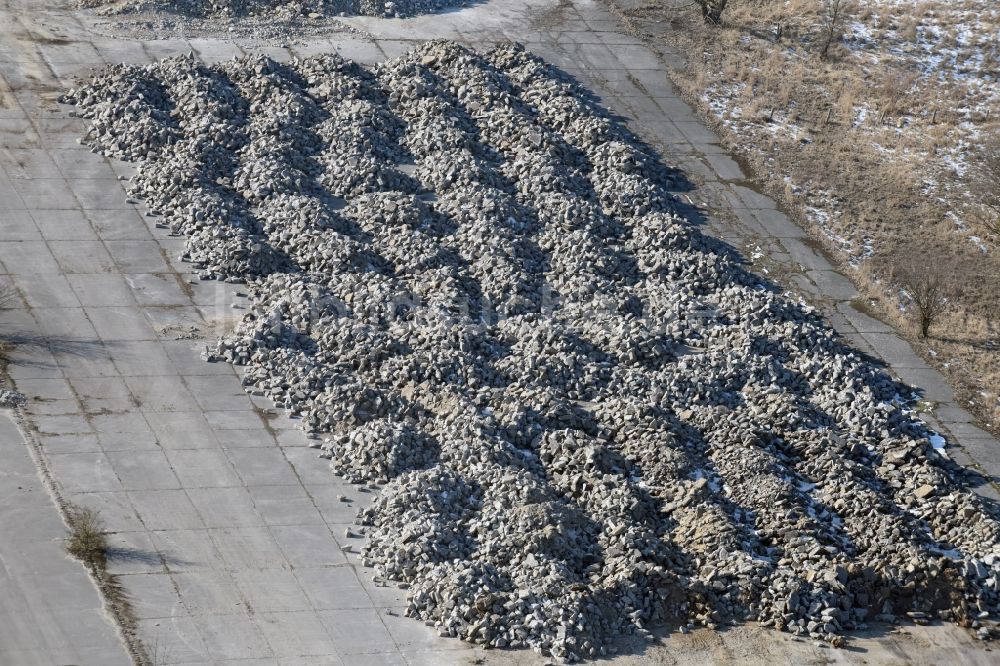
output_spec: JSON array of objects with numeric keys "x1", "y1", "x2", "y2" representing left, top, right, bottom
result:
[
  {"x1": 65, "y1": 505, "x2": 108, "y2": 567},
  {"x1": 696, "y1": 0, "x2": 729, "y2": 24},
  {"x1": 896, "y1": 260, "x2": 953, "y2": 338},
  {"x1": 819, "y1": 0, "x2": 847, "y2": 59}
]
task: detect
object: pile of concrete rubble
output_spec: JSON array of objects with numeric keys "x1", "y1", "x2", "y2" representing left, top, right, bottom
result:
[
  {"x1": 80, "y1": 0, "x2": 467, "y2": 19},
  {"x1": 63, "y1": 40, "x2": 1000, "y2": 661},
  {"x1": 0, "y1": 389, "x2": 26, "y2": 408}
]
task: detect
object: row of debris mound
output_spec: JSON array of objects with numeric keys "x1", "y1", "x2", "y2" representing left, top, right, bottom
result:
[
  {"x1": 62, "y1": 40, "x2": 1000, "y2": 662},
  {"x1": 79, "y1": 0, "x2": 469, "y2": 19}
]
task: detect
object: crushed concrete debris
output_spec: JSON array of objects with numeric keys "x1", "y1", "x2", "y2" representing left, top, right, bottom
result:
[
  {"x1": 79, "y1": 0, "x2": 469, "y2": 40},
  {"x1": 62, "y1": 40, "x2": 1000, "y2": 662},
  {"x1": 0, "y1": 389, "x2": 26, "y2": 408},
  {"x1": 81, "y1": 0, "x2": 469, "y2": 19}
]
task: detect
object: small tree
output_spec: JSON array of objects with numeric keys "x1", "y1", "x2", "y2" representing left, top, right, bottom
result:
[
  {"x1": 897, "y1": 263, "x2": 950, "y2": 338},
  {"x1": 819, "y1": 0, "x2": 847, "y2": 60},
  {"x1": 696, "y1": 0, "x2": 729, "y2": 24}
]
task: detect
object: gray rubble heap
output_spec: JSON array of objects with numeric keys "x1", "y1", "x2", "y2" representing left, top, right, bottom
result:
[
  {"x1": 0, "y1": 389, "x2": 26, "y2": 408},
  {"x1": 81, "y1": 0, "x2": 468, "y2": 19},
  {"x1": 63, "y1": 41, "x2": 1000, "y2": 661}
]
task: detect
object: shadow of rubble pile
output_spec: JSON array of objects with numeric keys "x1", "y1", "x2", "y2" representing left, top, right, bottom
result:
[{"x1": 62, "y1": 39, "x2": 1000, "y2": 662}]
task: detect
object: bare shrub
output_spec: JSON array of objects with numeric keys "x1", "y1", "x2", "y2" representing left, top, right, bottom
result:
[
  {"x1": 696, "y1": 0, "x2": 729, "y2": 24},
  {"x1": 65, "y1": 505, "x2": 108, "y2": 567},
  {"x1": 819, "y1": 0, "x2": 848, "y2": 60},
  {"x1": 896, "y1": 260, "x2": 953, "y2": 338}
]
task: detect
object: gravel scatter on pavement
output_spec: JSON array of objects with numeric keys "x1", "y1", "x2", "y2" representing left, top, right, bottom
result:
[{"x1": 62, "y1": 40, "x2": 1000, "y2": 661}]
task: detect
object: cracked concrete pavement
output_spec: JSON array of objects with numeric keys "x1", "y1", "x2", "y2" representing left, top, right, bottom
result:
[
  {"x1": 0, "y1": 409, "x2": 133, "y2": 666},
  {"x1": 0, "y1": 0, "x2": 997, "y2": 664}
]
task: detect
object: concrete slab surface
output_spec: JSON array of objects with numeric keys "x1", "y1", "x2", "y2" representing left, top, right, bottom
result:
[
  {"x1": 0, "y1": 411, "x2": 130, "y2": 666},
  {"x1": 1, "y1": 0, "x2": 998, "y2": 664}
]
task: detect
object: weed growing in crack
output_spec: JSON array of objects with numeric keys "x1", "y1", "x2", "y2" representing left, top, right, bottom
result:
[{"x1": 65, "y1": 505, "x2": 108, "y2": 567}]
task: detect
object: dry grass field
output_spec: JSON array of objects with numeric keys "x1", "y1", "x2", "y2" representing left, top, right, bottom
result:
[{"x1": 619, "y1": 0, "x2": 1000, "y2": 433}]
